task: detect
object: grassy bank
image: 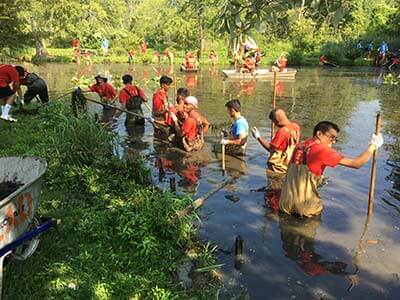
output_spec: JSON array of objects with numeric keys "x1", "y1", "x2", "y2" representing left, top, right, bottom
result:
[{"x1": 0, "y1": 103, "x2": 218, "y2": 299}]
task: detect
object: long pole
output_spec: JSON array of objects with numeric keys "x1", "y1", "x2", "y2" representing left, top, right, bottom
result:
[
  {"x1": 367, "y1": 113, "x2": 381, "y2": 215},
  {"x1": 222, "y1": 144, "x2": 226, "y2": 171},
  {"x1": 271, "y1": 71, "x2": 277, "y2": 139},
  {"x1": 173, "y1": 73, "x2": 177, "y2": 98}
]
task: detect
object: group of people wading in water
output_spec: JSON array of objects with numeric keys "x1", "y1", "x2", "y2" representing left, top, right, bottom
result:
[{"x1": 1, "y1": 63, "x2": 385, "y2": 219}]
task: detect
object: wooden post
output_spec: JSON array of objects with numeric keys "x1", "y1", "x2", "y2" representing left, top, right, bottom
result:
[
  {"x1": 221, "y1": 144, "x2": 226, "y2": 171},
  {"x1": 271, "y1": 71, "x2": 277, "y2": 139},
  {"x1": 367, "y1": 113, "x2": 381, "y2": 216},
  {"x1": 173, "y1": 73, "x2": 177, "y2": 98}
]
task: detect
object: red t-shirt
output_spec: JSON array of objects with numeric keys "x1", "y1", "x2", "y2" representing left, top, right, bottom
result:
[
  {"x1": 270, "y1": 122, "x2": 300, "y2": 151},
  {"x1": 89, "y1": 83, "x2": 116, "y2": 100},
  {"x1": 290, "y1": 138, "x2": 344, "y2": 176},
  {"x1": 279, "y1": 58, "x2": 287, "y2": 71},
  {"x1": 0, "y1": 65, "x2": 20, "y2": 89},
  {"x1": 72, "y1": 38, "x2": 79, "y2": 48},
  {"x1": 119, "y1": 84, "x2": 145, "y2": 105},
  {"x1": 152, "y1": 89, "x2": 168, "y2": 113},
  {"x1": 140, "y1": 42, "x2": 147, "y2": 53},
  {"x1": 181, "y1": 111, "x2": 198, "y2": 141}
]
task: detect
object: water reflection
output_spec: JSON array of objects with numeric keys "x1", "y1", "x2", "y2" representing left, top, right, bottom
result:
[{"x1": 278, "y1": 215, "x2": 350, "y2": 276}]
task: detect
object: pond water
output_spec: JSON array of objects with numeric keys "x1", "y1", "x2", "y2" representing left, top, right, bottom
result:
[{"x1": 27, "y1": 63, "x2": 400, "y2": 299}]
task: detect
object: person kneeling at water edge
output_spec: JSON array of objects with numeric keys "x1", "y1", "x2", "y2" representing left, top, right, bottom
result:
[
  {"x1": 19, "y1": 68, "x2": 49, "y2": 105},
  {"x1": 170, "y1": 96, "x2": 209, "y2": 152},
  {"x1": 0, "y1": 64, "x2": 25, "y2": 122},
  {"x1": 220, "y1": 99, "x2": 249, "y2": 156},
  {"x1": 279, "y1": 121, "x2": 384, "y2": 217},
  {"x1": 114, "y1": 74, "x2": 148, "y2": 126}
]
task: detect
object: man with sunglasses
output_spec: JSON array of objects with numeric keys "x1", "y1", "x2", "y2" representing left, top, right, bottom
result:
[{"x1": 279, "y1": 121, "x2": 384, "y2": 217}]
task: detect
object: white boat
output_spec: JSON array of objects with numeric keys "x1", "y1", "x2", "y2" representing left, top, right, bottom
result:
[{"x1": 222, "y1": 68, "x2": 297, "y2": 80}]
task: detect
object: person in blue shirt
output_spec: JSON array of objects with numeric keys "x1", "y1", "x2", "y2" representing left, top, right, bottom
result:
[
  {"x1": 220, "y1": 99, "x2": 249, "y2": 155},
  {"x1": 356, "y1": 40, "x2": 363, "y2": 50},
  {"x1": 367, "y1": 41, "x2": 373, "y2": 60},
  {"x1": 376, "y1": 41, "x2": 388, "y2": 66},
  {"x1": 102, "y1": 38, "x2": 109, "y2": 56}
]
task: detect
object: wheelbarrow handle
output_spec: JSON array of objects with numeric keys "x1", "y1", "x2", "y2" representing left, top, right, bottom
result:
[{"x1": 0, "y1": 218, "x2": 59, "y2": 257}]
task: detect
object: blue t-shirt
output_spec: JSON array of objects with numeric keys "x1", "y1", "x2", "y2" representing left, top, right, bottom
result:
[
  {"x1": 230, "y1": 116, "x2": 249, "y2": 139},
  {"x1": 102, "y1": 39, "x2": 109, "y2": 49}
]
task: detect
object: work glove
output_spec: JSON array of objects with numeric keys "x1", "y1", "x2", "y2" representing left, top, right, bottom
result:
[
  {"x1": 170, "y1": 112, "x2": 178, "y2": 123},
  {"x1": 370, "y1": 133, "x2": 384, "y2": 149},
  {"x1": 251, "y1": 127, "x2": 260, "y2": 139},
  {"x1": 220, "y1": 139, "x2": 229, "y2": 145}
]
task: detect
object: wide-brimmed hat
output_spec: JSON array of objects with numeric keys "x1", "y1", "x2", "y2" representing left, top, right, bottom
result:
[{"x1": 94, "y1": 73, "x2": 108, "y2": 82}]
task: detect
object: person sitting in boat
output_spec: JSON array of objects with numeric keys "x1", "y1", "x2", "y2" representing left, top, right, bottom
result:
[
  {"x1": 241, "y1": 56, "x2": 256, "y2": 73},
  {"x1": 114, "y1": 74, "x2": 148, "y2": 126},
  {"x1": 170, "y1": 96, "x2": 209, "y2": 152},
  {"x1": 87, "y1": 73, "x2": 116, "y2": 104},
  {"x1": 182, "y1": 52, "x2": 198, "y2": 70},
  {"x1": 220, "y1": 99, "x2": 249, "y2": 156},
  {"x1": 279, "y1": 121, "x2": 383, "y2": 218},
  {"x1": 209, "y1": 50, "x2": 218, "y2": 67},
  {"x1": 272, "y1": 53, "x2": 288, "y2": 72},
  {"x1": 152, "y1": 75, "x2": 173, "y2": 132}
]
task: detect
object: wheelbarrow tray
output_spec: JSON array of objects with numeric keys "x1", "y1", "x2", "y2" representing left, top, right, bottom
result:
[{"x1": 0, "y1": 156, "x2": 47, "y2": 249}]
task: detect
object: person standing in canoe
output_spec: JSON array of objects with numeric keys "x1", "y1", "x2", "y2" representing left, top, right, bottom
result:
[
  {"x1": 251, "y1": 108, "x2": 300, "y2": 211},
  {"x1": 279, "y1": 121, "x2": 384, "y2": 217},
  {"x1": 19, "y1": 68, "x2": 49, "y2": 105},
  {"x1": 0, "y1": 64, "x2": 24, "y2": 122},
  {"x1": 272, "y1": 53, "x2": 288, "y2": 72},
  {"x1": 220, "y1": 99, "x2": 249, "y2": 156},
  {"x1": 170, "y1": 96, "x2": 209, "y2": 152},
  {"x1": 114, "y1": 74, "x2": 148, "y2": 126},
  {"x1": 87, "y1": 74, "x2": 117, "y2": 104}
]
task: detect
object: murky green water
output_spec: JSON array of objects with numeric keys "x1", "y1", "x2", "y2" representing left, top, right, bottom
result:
[{"x1": 27, "y1": 63, "x2": 400, "y2": 299}]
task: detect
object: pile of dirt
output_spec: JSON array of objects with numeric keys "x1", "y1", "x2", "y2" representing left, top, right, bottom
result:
[{"x1": 0, "y1": 180, "x2": 23, "y2": 200}]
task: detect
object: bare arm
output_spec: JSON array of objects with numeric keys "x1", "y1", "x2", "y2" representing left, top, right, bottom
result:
[
  {"x1": 227, "y1": 134, "x2": 247, "y2": 146},
  {"x1": 256, "y1": 137, "x2": 275, "y2": 153},
  {"x1": 339, "y1": 145, "x2": 376, "y2": 169}
]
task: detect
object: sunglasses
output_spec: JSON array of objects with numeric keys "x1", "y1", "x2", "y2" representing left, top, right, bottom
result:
[{"x1": 324, "y1": 132, "x2": 338, "y2": 143}]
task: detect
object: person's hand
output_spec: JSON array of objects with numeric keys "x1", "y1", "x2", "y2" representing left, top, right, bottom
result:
[
  {"x1": 251, "y1": 127, "x2": 260, "y2": 139},
  {"x1": 370, "y1": 133, "x2": 384, "y2": 149},
  {"x1": 20, "y1": 98, "x2": 25, "y2": 106},
  {"x1": 220, "y1": 139, "x2": 229, "y2": 145},
  {"x1": 170, "y1": 112, "x2": 178, "y2": 123},
  {"x1": 149, "y1": 117, "x2": 155, "y2": 123}
]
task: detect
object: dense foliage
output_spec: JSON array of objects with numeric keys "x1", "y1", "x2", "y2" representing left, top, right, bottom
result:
[{"x1": 1, "y1": 0, "x2": 399, "y2": 63}]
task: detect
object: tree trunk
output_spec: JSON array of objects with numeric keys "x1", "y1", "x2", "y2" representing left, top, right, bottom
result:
[
  {"x1": 32, "y1": 18, "x2": 47, "y2": 57},
  {"x1": 198, "y1": 13, "x2": 205, "y2": 56}
]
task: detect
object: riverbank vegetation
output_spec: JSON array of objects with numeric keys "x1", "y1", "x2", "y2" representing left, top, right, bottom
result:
[
  {"x1": 0, "y1": 102, "x2": 219, "y2": 299},
  {"x1": 1, "y1": 0, "x2": 399, "y2": 66}
]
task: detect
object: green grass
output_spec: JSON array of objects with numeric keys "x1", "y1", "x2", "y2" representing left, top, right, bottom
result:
[{"x1": 0, "y1": 102, "x2": 219, "y2": 299}]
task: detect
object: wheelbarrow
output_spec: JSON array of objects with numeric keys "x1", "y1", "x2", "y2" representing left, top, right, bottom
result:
[{"x1": 0, "y1": 156, "x2": 58, "y2": 297}]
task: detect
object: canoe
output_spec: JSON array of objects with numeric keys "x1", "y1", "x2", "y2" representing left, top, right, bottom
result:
[{"x1": 222, "y1": 68, "x2": 297, "y2": 80}]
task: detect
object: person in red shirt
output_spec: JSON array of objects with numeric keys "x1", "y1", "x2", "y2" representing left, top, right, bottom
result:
[
  {"x1": 279, "y1": 121, "x2": 384, "y2": 217},
  {"x1": 114, "y1": 74, "x2": 148, "y2": 126},
  {"x1": 140, "y1": 41, "x2": 148, "y2": 54},
  {"x1": 72, "y1": 38, "x2": 80, "y2": 64},
  {"x1": 88, "y1": 74, "x2": 116, "y2": 103},
  {"x1": 170, "y1": 96, "x2": 209, "y2": 152},
  {"x1": 152, "y1": 75, "x2": 173, "y2": 126},
  {"x1": 252, "y1": 108, "x2": 300, "y2": 174},
  {"x1": 168, "y1": 87, "x2": 189, "y2": 126},
  {"x1": 241, "y1": 56, "x2": 255, "y2": 73},
  {"x1": 0, "y1": 64, "x2": 24, "y2": 122},
  {"x1": 272, "y1": 53, "x2": 287, "y2": 72}
]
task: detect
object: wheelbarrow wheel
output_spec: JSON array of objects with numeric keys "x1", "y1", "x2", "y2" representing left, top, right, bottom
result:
[{"x1": 12, "y1": 217, "x2": 40, "y2": 261}]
